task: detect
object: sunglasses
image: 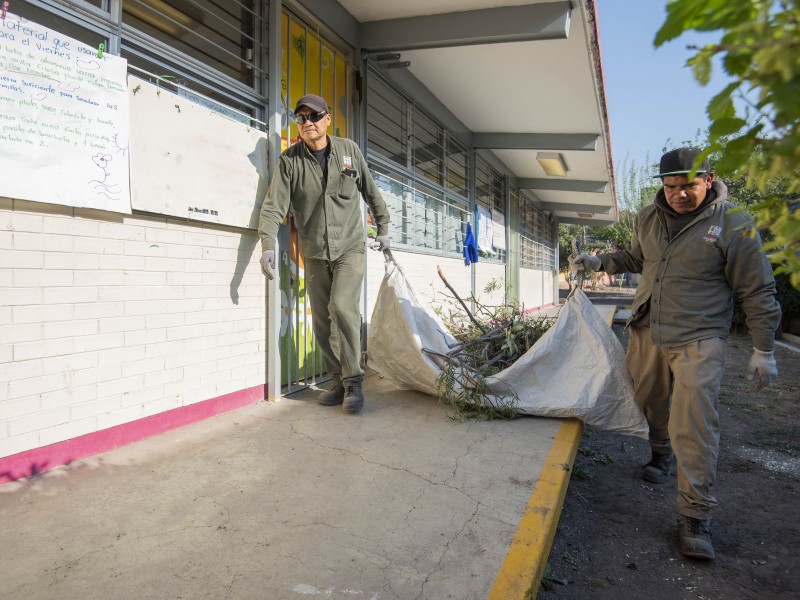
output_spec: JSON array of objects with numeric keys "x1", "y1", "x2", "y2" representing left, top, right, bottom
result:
[{"x1": 293, "y1": 111, "x2": 328, "y2": 125}]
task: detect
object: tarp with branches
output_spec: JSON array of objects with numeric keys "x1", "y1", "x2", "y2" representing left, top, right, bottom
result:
[{"x1": 367, "y1": 254, "x2": 648, "y2": 438}]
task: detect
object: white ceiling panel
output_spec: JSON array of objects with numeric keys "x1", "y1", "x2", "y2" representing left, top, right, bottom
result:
[{"x1": 332, "y1": 0, "x2": 617, "y2": 224}]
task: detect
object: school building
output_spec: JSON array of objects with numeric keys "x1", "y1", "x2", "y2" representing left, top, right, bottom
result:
[{"x1": 0, "y1": 0, "x2": 617, "y2": 480}]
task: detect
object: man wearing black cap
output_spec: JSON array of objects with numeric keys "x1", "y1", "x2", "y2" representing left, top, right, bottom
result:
[
  {"x1": 571, "y1": 147, "x2": 781, "y2": 560},
  {"x1": 258, "y1": 94, "x2": 391, "y2": 414}
]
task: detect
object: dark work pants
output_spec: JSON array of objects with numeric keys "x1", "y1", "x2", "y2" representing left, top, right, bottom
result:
[{"x1": 304, "y1": 245, "x2": 365, "y2": 386}]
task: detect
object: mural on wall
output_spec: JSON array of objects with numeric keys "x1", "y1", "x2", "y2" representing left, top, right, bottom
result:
[{"x1": 277, "y1": 10, "x2": 353, "y2": 386}]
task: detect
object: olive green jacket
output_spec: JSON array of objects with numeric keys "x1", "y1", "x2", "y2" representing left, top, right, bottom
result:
[
  {"x1": 598, "y1": 180, "x2": 780, "y2": 351},
  {"x1": 258, "y1": 135, "x2": 390, "y2": 261}
]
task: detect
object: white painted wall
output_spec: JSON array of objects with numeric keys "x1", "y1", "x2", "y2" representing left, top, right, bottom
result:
[
  {"x1": 0, "y1": 197, "x2": 266, "y2": 459},
  {"x1": 474, "y1": 262, "x2": 507, "y2": 308},
  {"x1": 519, "y1": 268, "x2": 556, "y2": 310}
]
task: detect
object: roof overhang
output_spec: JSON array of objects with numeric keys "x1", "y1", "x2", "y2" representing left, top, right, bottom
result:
[{"x1": 326, "y1": 0, "x2": 618, "y2": 226}]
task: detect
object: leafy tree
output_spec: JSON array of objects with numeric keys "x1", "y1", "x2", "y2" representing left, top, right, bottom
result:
[
  {"x1": 558, "y1": 156, "x2": 658, "y2": 272},
  {"x1": 656, "y1": 0, "x2": 800, "y2": 289},
  {"x1": 603, "y1": 154, "x2": 662, "y2": 249}
]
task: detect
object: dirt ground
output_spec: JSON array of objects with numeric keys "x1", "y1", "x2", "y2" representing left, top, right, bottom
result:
[{"x1": 539, "y1": 286, "x2": 800, "y2": 600}]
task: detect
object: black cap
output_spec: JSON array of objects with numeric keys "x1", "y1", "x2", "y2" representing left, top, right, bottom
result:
[
  {"x1": 294, "y1": 94, "x2": 328, "y2": 113},
  {"x1": 654, "y1": 147, "x2": 710, "y2": 178}
]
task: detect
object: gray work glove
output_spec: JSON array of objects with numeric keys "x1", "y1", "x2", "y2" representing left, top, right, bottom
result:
[
  {"x1": 372, "y1": 235, "x2": 391, "y2": 251},
  {"x1": 569, "y1": 253, "x2": 601, "y2": 272},
  {"x1": 746, "y1": 348, "x2": 778, "y2": 391},
  {"x1": 260, "y1": 249, "x2": 276, "y2": 279}
]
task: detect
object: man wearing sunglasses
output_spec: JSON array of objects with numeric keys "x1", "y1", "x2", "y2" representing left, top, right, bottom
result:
[{"x1": 258, "y1": 94, "x2": 391, "y2": 414}]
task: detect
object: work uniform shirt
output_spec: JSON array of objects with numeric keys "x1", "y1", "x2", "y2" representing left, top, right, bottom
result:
[
  {"x1": 597, "y1": 180, "x2": 780, "y2": 351},
  {"x1": 259, "y1": 135, "x2": 390, "y2": 261}
]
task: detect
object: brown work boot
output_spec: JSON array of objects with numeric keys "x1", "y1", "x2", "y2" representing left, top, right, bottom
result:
[
  {"x1": 642, "y1": 450, "x2": 675, "y2": 484},
  {"x1": 677, "y1": 514, "x2": 715, "y2": 560},
  {"x1": 318, "y1": 381, "x2": 345, "y2": 406},
  {"x1": 343, "y1": 385, "x2": 364, "y2": 414}
]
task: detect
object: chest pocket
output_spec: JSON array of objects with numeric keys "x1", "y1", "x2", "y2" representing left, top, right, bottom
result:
[
  {"x1": 679, "y1": 238, "x2": 724, "y2": 279},
  {"x1": 338, "y1": 172, "x2": 358, "y2": 199}
]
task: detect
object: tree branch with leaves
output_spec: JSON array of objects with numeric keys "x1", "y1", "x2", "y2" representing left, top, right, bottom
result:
[{"x1": 656, "y1": 0, "x2": 800, "y2": 289}]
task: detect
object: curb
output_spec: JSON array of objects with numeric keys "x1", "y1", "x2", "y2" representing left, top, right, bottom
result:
[
  {"x1": 489, "y1": 303, "x2": 616, "y2": 598},
  {"x1": 488, "y1": 418, "x2": 583, "y2": 599}
]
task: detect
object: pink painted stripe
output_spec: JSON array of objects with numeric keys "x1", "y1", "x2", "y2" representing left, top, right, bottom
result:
[
  {"x1": 0, "y1": 384, "x2": 266, "y2": 485},
  {"x1": 523, "y1": 302, "x2": 556, "y2": 315}
]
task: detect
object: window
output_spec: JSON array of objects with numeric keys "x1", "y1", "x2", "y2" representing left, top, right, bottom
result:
[
  {"x1": 367, "y1": 68, "x2": 470, "y2": 258},
  {"x1": 370, "y1": 164, "x2": 469, "y2": 258},
  {"x1": 121, "y1": 1, "x2": 264, "y2": 90},
  {"x1": 413, "y1": 111, "x2": 443, "y2": 187},
  {"x1": 13, "y1": 0, "x2": 268, "y2": 120},
  {"x1": 445, "y1": 135, "x2": 469, "y2": 198},
  {"x1": 475, "y1": 156, "x2": 506, "y2": 263},
  {"x1": 367, "y1": 75, "x2": 408, "y2": 167},
  {"x1": 13, "y1": 1, "x2": 109, "y2": 49},
  {"x1": 520, "y1": 192, "x2": 555, "y2": 270}
]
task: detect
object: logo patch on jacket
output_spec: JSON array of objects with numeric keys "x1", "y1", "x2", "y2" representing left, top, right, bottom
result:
[
  {"x1": 342, "y1": 155, "x2": 353, "y2": 169},
  {"x1": 703, "y1": 225, "x2": 722, "y2": 243}
]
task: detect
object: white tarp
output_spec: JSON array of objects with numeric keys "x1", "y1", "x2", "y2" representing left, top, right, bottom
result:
[{"x1": 367, "y1": 257, "x2": 648, "y2": 438}]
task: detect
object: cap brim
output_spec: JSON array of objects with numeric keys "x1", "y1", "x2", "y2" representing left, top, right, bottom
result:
[{"x1": 653, "y1": 169, "x2": 709, "y2": 178}]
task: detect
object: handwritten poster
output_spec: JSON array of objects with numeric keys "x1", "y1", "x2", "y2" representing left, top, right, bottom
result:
[
  {"x1": 476, "y1": 205, "x2": 493, "y2": 251},
  {"x1": 0, "y1": 12, "x2": 130, "y2": 213}
]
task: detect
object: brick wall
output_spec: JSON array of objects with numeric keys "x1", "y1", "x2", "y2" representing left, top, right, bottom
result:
[
  {"x1": 1, "y1": 198, "x2": 551, "y2": 462},
  {"x1": 0, "y1": 197, "x2": 266, "y2": 459}
]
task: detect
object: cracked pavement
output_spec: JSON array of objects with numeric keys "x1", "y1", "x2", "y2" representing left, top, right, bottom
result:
[{"x1": 0, "y1": 373, "x2": 562, "y2": 599}]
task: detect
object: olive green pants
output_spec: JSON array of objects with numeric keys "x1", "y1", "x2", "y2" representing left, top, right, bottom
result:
[
  {"x1": 626, "y1": 327, "x2": 726, "y2": 518},
  {"x1": 305, "y1": 245, "x2": 365, "y2": 386}
]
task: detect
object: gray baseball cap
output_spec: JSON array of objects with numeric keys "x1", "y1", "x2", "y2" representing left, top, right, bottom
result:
[{"x1": 294, "y1": 94, "x2": 328, "y2": 113}]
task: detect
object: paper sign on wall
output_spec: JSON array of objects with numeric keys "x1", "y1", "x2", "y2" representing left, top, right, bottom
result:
[
  {"x1": 0, "y1": 12, "x2": 131, "y2": 213},
  {"x1": 127, "y1": 76, "x2": 268, "y2": 229},
  {"x1": 476, "y1": 205, "x2": 493, "y2": 251}
]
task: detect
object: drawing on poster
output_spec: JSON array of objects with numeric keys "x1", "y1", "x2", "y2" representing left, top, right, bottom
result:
[{"x1": 88, "y1": 152, "x2": 122, "y2": 202}]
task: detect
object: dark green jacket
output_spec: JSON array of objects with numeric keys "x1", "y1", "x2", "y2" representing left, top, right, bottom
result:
[
  {"x1": 259, "y1": 136, "x2": 390, "y2": 260},
  {"x1": 598, "y1": 180, "x2": 780, "y2": 351}
]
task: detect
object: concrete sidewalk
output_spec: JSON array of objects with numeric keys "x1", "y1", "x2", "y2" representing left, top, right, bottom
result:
[{"x1": 0, "y1": 306, "x2": 615, "y2": 600}]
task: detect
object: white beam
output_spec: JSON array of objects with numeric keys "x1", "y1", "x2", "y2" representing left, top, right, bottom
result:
[
  {"x1": 540, "y1": 202, "x2": 612, "y2": 214},
  {"x1": 472, "y1": 133, "x2": 598, "y2": 151},
  {"x1": 519, "y1": 179, "x2": 607, "y2": 193},
  {"x1": 360, "y1": 2, "x2": 571, "y2": 52}
]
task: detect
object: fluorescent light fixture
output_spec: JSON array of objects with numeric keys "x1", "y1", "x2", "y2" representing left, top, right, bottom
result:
[
  {"x1": 536, "y1": 152, "x2": 568, "y2": 177},
  {"x1": 577, "y1": 212, "x2": 593, "y2": 218}
]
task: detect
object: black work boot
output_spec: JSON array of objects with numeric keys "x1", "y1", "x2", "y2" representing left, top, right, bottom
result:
[
  {"x1": 677, "y1": 514, "x2": 715, "y2": 560},
  {"x1": 342, "y1": 385, "x2": 364, "y2": 414},
  {"x1": 318, "y1": 381, "x2": 345, "y2": 406},
  {"x1": 642, "y1": 450, "x2": 675, "y2": 484}
]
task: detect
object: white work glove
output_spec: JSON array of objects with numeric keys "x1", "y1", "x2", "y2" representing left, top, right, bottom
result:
[
  {"x1": 372, "y1": 235, "x2": 391, "y2": 251},
  {"x1": 746, "y1": 348, "x2": 778, "y2": 391},
  {"x1": 260, "y1": 249, "x2": 276, "y2": 279},
  {"x1": 569, "y1": 253, "x2": 601, "y2": 272}
]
